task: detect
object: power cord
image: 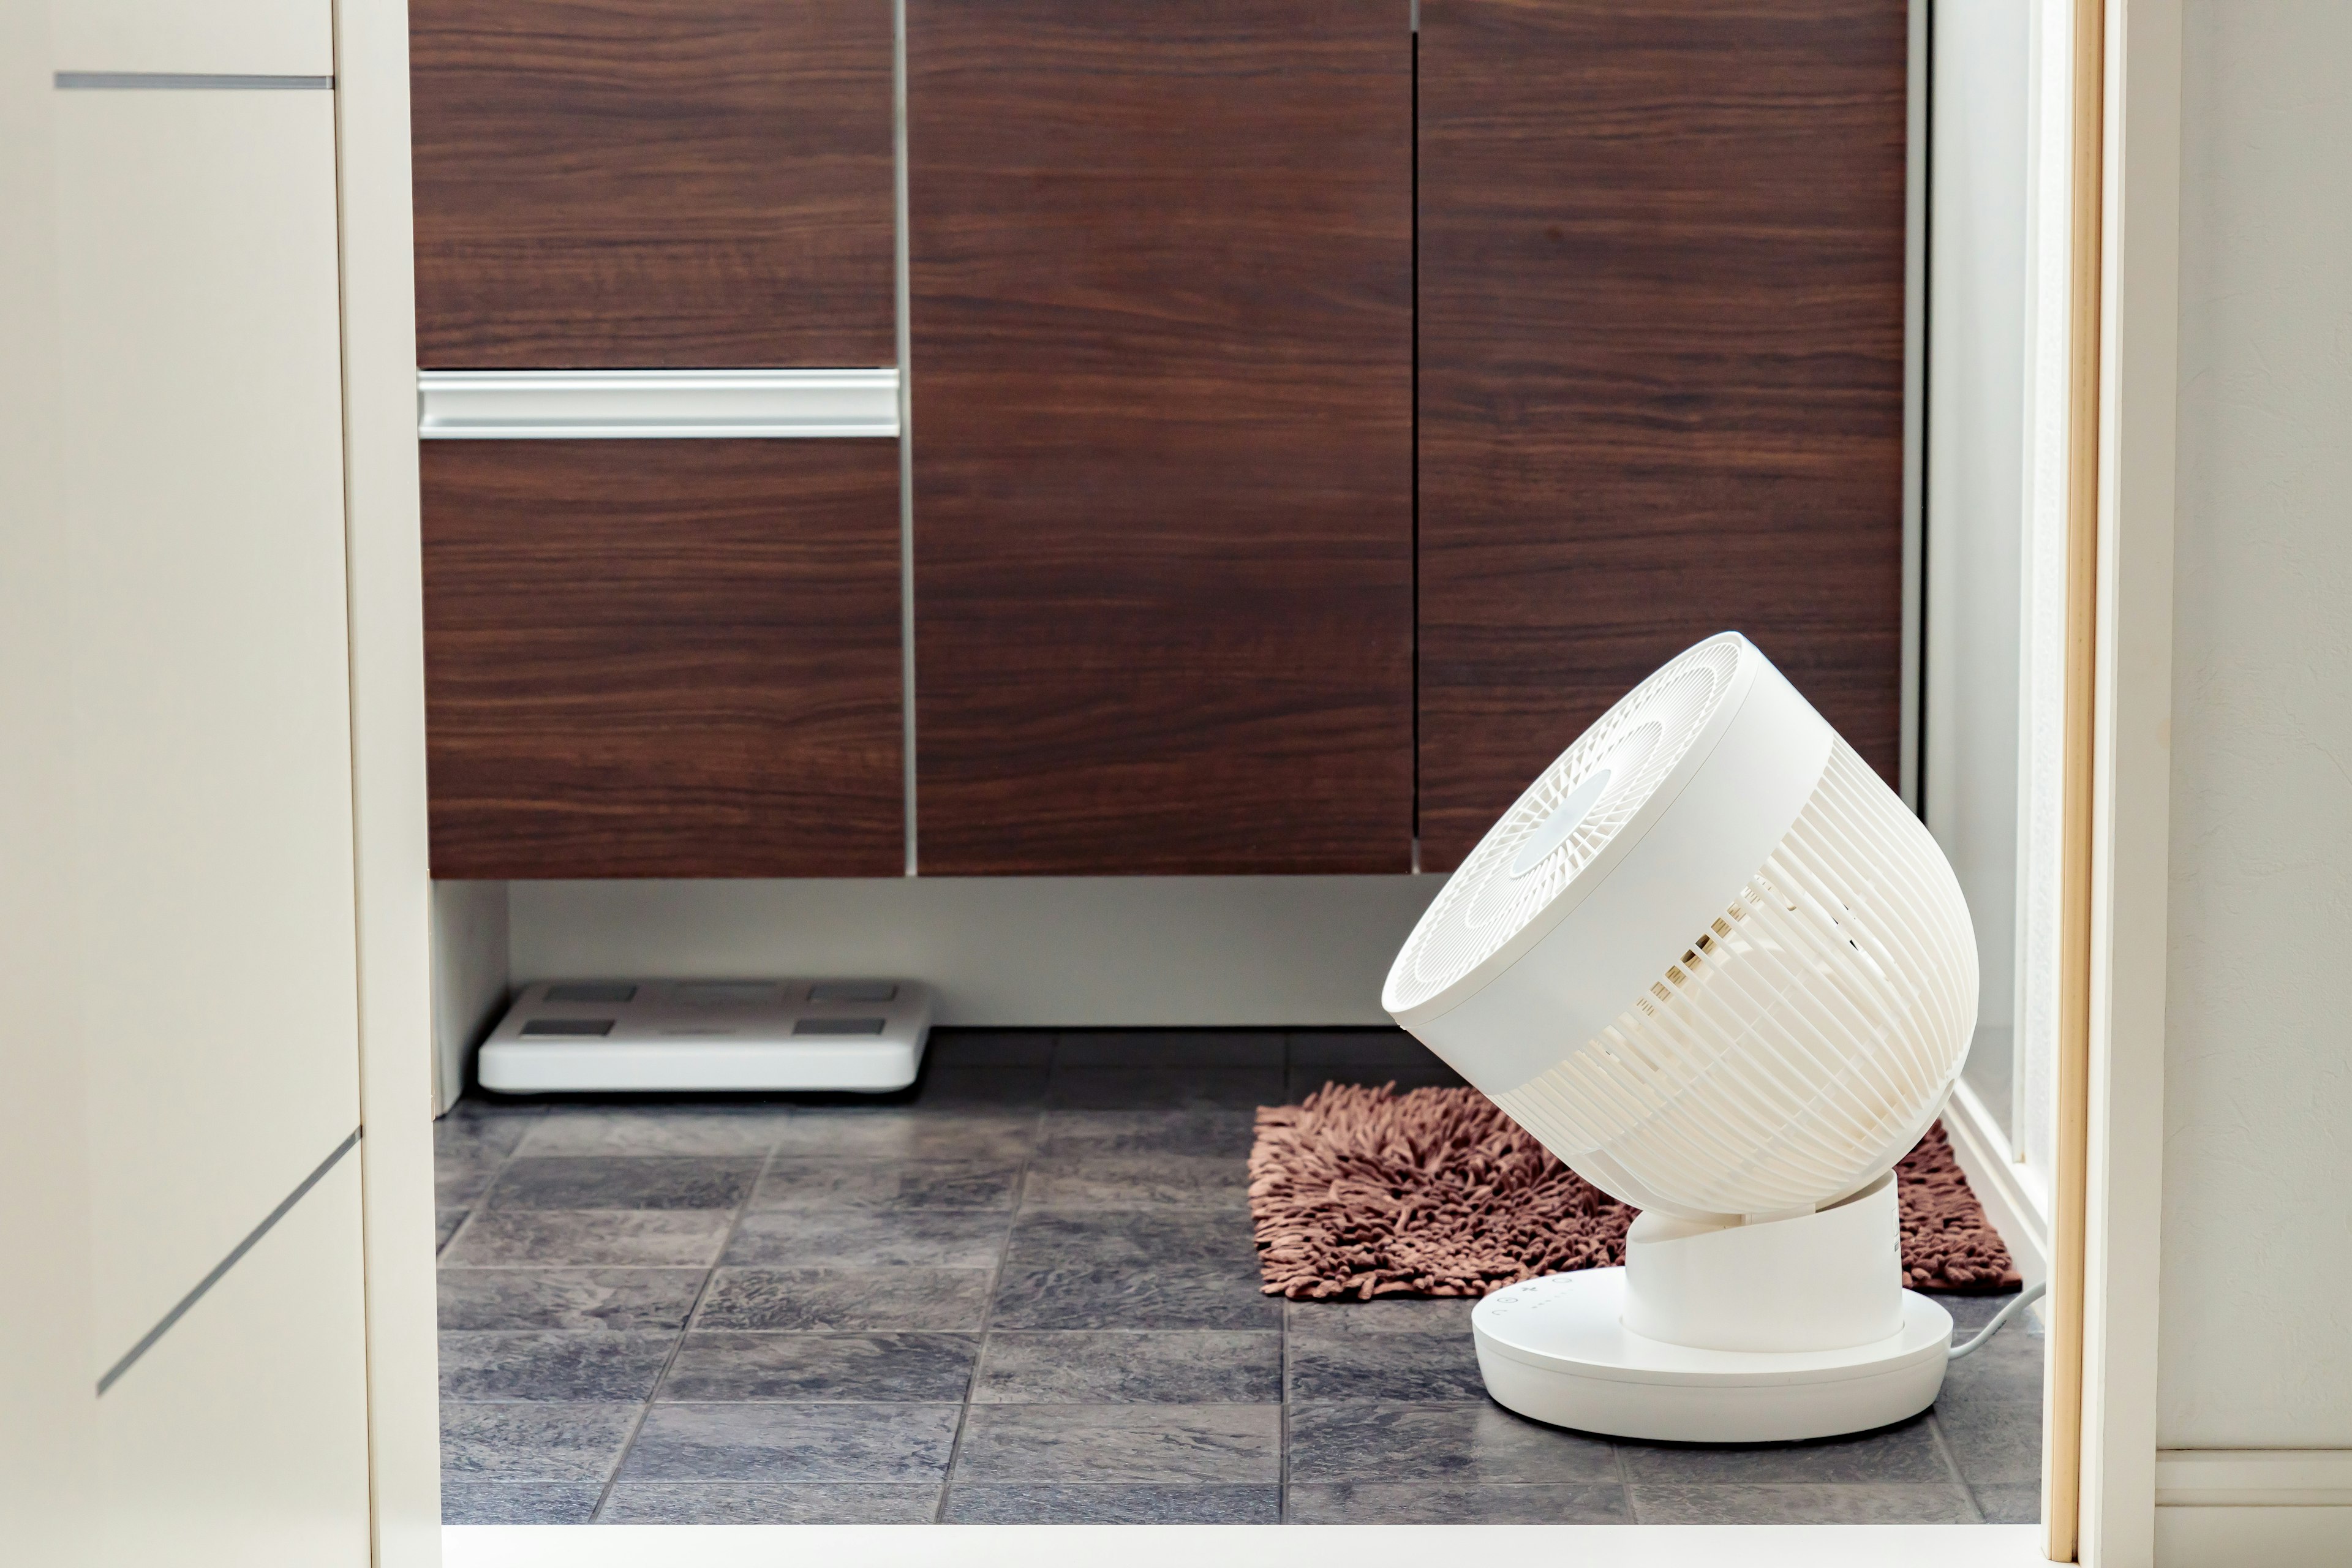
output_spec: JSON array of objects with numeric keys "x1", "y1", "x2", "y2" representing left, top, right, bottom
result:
[{"x1": 1947, "y1": 1280, "x2": 2047, "y2": 1360}]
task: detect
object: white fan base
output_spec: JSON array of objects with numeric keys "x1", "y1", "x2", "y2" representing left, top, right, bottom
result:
[{"x1": 1472, "y1": 1269, "x2": 1954, "y2": 1444}]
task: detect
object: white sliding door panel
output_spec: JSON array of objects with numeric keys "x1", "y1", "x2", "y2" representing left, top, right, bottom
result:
[
  {"x1": 56, "y1": 89, "x2": 364, "y2": 1371},
  {"x1": 51, "y1": 1, "x2": 331, "y2": 78},
  {"x1": 1924, "y1": 0, "x2": 2032, "y2": 1141},
  {"x1": 94, "y1": 1153, "x2": 370, "y2": 1566},
  {"x1": 2, "y1": 9, "x2": 99, "y2": 1556}
]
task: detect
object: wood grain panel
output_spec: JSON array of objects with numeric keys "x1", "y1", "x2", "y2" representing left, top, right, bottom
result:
[
  {"x1": 908, "y1": 0, "x2": 1413, "y2": 875},
  {"x1": 410, "y1": 0, "x2": 894, "y2": 368},
  {"x1": 1418, "y1": 0, "x2": 1910, "y2": 869},
  {"x1": 422, "y1": 441, "x2": 903, "y2": 877}
]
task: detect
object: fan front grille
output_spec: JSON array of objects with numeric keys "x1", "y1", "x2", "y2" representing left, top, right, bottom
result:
[
  {"x1": 1492, "y1": 742, "x2": 1978, "y2": 1216},
  {"x1": 1390, "y1": 636, "x2": 1745, "y2": 1012}
]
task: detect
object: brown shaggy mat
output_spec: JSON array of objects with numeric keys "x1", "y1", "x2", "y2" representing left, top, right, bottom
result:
[
  {"x1": 1250, "y1": 1084, "x2": 2021, "y2": 1300},
  {"x1": 1895, "y1": 1120, "x2": 2025, "y2": 1291}
]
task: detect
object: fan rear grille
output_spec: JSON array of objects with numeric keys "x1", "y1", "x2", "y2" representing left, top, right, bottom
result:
[
  {"x1": 1390, "y1": 636, "x2": 1745, "y2": 1012},
  {"x1": 1493, "y1": 742, "x2": 1978, "y2": 1216}
]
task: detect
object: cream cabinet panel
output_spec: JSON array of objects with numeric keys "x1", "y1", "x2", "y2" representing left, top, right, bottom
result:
[
  {"x1": 56, "y1": 89, "x2": 363, "y2": 1371},
  {"x1": 52, "y1": 1, "x2": 331, "y2": 77},
  {"x1": 95, "y1": 1155, "x2": 370, "y2": 1567}
]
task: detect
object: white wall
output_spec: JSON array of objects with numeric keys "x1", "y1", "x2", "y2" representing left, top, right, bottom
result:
[
  {"x1": 1926, "y1": 0, "x2": 2032, "y2": 1139},
  {"x1": 432, "y1": 881, "x2": 509, "y2": 1112},
  {"x1": 2161, "y1": 0, "x2": 2352, "y2": 1452},
  {"x1": 508, "y1": 875, "x2": 1442, "y2": 1030}
]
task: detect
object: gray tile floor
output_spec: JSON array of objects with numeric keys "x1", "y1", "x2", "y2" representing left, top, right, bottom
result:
[{"x1": 435, "y1": 1028, "x2": 2043, "y2": 1526}]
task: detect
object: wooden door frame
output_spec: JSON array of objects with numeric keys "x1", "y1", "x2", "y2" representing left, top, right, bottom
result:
[
  {"x1": 334, "y1": 0, "x2": 2187, "y2": 1562},
  {"x1": 2048, "y1": 0, "x2": 2180, "y2": 1562}
]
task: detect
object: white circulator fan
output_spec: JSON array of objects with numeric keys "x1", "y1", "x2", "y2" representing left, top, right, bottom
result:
[{"x1": 1384, "y1": 630, "x2": 1980, "y2": 1442}]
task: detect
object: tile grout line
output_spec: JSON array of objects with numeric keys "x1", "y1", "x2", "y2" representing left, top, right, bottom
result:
[
  {"x1": 434, "y1": 1106, "x2": 540, "y2": 1263},
  {"x1": 1279, "y1": 1295, "x2": 1294, "y2": 1523},
  {"x1": 931, "y1": 1065, "x2": 1047, "y2": 1523},
  {"x1": 443, "y1": 1114, "x2": 517, "y2": 1248},
  {"x1": 435, "y1": 1108, "x2": 540, "y2": 1518},
  {"x1": 1276, "y1": 1034, "x2": 1291, "y2": 1525},
  {"x1": 586, "y1": 1133, "x2": 779, "y2": 1523},
  {"x1": 1924, "y1": 1410, "x2": 1989, "y2": 1523},
  {"x1": 1615, "y1": 1428, "x2": 1638, "y2": 1522}
]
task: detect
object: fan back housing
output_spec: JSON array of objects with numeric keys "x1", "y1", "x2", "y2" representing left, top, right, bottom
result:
[{"x1": 1385, "y1": 633, "x2": 1977, "y2": 1222}]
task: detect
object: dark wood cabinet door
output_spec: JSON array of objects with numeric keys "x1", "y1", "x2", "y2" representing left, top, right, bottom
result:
[
  {"x1": 422, "y1": 441, "x2": 903, "y2": 878},
  {"x1": 410, "y1": 0, "x2": 894, "y2": 368},
  {"x1": 1418, "y1": 0, "x2": 1910, "y2": 869},
  {"x1": 908, "y1": 0, "x2": 1414, "y2": 876}
]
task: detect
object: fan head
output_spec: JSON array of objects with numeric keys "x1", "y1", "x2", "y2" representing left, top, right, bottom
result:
[{"x1": 1385, "y1": 632, "x2": 1978, "y2": 1223}]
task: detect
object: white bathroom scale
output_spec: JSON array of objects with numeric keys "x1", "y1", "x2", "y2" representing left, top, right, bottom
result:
[{"x1": 477, "y1": 978, "x2": 933, "y2": 1094}]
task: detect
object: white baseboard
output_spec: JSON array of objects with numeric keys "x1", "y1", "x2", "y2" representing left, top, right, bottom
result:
[
  {"x1": 2157, "y1": 1509, "x2": 2352, "y2": 1567},
  {"x1": 1942, "y1": 1076, "x2": 2051, "y2": 1289},
  {"x1": 2160, "y1": 1507, "x2": 2352, "y2": 1567},
  {"x1": 2157, "y1": 1450, "x2": 2352, "y2": 1567},
  {"x1": 445, "y1": 1524, "x2": 2048, "y2": 1568},
  {"x1": 506, "y1": 876, "x2": 1443, "y2": 1028}
]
